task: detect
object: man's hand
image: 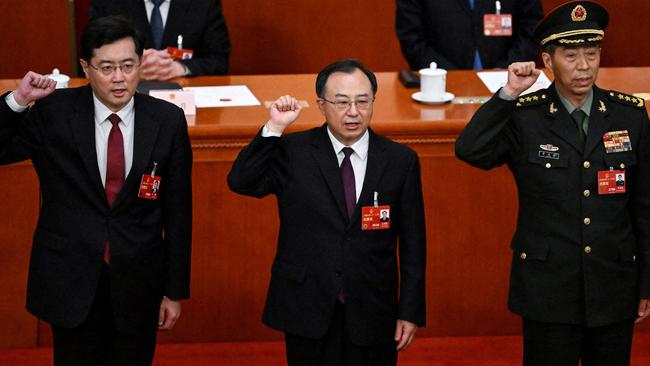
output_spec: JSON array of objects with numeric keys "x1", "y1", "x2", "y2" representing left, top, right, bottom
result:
[
  {"x1": 158, "y1": 297, "x2": 182, "y2": 330},
  {"x1": 395, "y1": 319, "x2": 417, "y2": 351},
  {"x1": 13, "y1": 71, "x2": 57, "y2": 106},
  {"x1": 140, "y1": 49, "x2": 186, "y2": 80},
  {"x1": 636, "y1": 299, "x2": 650, "y2": 324},
  {"x1": 266, "y1": 95, "x2": 303, "y2": 134},
  {"x1": 502, "y1": 61, "x2": 541, "y2": 98}
]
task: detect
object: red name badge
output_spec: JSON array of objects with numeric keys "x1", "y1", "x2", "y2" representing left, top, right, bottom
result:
[
  {"x1": 598, "y1": 170, "x2": 626, "y2": 194},
  {"x1": 361, "y1": 205, "x2": 390, "y2": 231},
  {"x1": 484, "y1": 14, "x2": 513, "y2": 36},
  {"x1": 166, "y1": 47, "x2": 194, "y2": 61},
  {"x1": 139, "y1": 174, "x2": 161, "y2": 200}
]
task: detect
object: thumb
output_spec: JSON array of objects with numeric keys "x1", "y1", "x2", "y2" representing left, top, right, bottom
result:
[
  {"x1": 394, "y1": 322, "x2": 403, "y2": 341},
  {"x1": 159, "y1": 304, "x2": 166, "y2": 326},
  {"x1": 531, "y1": 68, "x2": 542, "y2": 77}
]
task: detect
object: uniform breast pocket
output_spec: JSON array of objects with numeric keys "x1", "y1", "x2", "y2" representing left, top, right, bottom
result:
[
  {"x1": 519, "y1": 148, "x2": 570, "y2": 200},
  {"x1": 603, "y1": 153, "x2": 637, "y2": 171}
]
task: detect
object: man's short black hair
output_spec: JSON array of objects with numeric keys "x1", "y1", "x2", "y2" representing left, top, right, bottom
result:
[
  {"x1": 80, "y1": 15, "x2": 144, "y2": 62},
  {"x1": 315, "y1": 59, "x2": 378, "y2": 98}
]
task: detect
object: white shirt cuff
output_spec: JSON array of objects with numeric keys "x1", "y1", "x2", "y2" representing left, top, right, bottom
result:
[
  {"x1": 5, "y1": 92, "x2": 28, "y2": 113},
  {"x1": 262, "y1": 124, "x2": 282, "y2": 137}
]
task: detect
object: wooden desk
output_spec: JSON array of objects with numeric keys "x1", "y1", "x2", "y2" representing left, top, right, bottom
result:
[{"x1": 2, "y1": 68, "x2": 650, "y2": 347}]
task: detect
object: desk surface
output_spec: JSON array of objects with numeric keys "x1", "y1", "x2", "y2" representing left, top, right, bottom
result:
[{"x1": 3, "y1": 68, "x2": 649, "y2": 140}]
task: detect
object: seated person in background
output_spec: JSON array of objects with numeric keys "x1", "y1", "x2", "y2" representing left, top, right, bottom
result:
[
  {"x1": 90, "y1": 0, "x2": 231, "y2": 79},
  {"x1": 396, "y1": 0, "x2": 543, "y2": 70}
]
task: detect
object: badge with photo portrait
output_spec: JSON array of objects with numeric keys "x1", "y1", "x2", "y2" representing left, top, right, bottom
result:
[{"x1": 361, "y1": 206, "x2": 390, "y2": 230}]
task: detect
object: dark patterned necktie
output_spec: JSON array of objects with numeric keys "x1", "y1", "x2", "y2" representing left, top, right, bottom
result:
[
  {"x1": 104, "y1": 113, "x2": 125, "y2": 263},
  {"x1": 150, "y1": 0, "x2": 165, "y2": 50},
  {"x1": 341, "y1": 147, "x2": 356, "y2": 219}
]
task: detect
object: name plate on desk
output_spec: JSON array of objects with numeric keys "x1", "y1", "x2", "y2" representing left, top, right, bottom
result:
[{"x1": 149, "y1": 89, "x2": 196, "y2": 116}]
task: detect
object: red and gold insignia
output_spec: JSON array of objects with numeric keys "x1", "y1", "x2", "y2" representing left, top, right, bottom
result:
[{"x1": 571, "y1": 5, "x2": 587, "y2": 22}]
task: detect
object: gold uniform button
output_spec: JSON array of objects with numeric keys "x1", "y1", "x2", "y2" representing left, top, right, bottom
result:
[
  {"x1": 584, "y1": 246, "x2": 592, "y2": 254},
  {"x1": 520, "y1": 252, "x2": 527, "y2": 260},
  {"x1": 620, "y1": 163, "x2": 626, "y2": 169},
  {"x1": 583, "y1": 190, "x2": 591, "y2": 197},
  {"x1": 583, "y1": 161, "x2": 591, "y2": 169},
  {"x1": 584, "y1": 217, "x2": 591, "y2": 225},
  {"x1": 545, "y1": 163, "x2": 552, "y2": 168}
]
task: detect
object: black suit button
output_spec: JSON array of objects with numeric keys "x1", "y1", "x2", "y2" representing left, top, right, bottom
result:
[
  {"x1": 345, "y1": 237, "x2": 352, "y2": 241},
  {"x1": 335, "y1": 271, "x2": 341, "y2": 277}
]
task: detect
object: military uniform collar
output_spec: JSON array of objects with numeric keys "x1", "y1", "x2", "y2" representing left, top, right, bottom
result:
[{"x1": 556, "y1": 88, "x2": 594, "y2": 117}]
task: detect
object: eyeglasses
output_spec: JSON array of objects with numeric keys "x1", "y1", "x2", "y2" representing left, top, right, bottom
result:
[
  {"x1": 320, "y1": 97, "x2": 375, "y2": 111},
  {"x1": 88, "y1": 63, "x2": 139, "y2": 76}
]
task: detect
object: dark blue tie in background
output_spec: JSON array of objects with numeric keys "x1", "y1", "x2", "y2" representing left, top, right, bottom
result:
[
  {"x1": 150, "y1": 0, "x2": 164, "y2": 50},
  {"x1": 468, "y1": 0, "x2": 484, "y2": 70}
]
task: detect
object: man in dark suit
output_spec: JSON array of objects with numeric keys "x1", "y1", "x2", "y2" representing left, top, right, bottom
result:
[
  {"x1": 90, "y1": 0, "x2": 230, "y2": 79},
  {"x1": 228, "y1": 59, "x2": 426, "y2": 366},
  {"x1": 396, "y1": 0, "x2": 542, "y2": 70},
  {"x1": 455, "y1": 2, "x2": 650, "y2": 365},
  {"x1": 1, "y1": 16, "x2": 192, "y2": 366}
]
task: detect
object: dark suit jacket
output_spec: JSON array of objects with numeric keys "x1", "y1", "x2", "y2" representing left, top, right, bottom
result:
[
  {"x1": 228, "y1": 125, "x2": 426, "y2": 346},
  {"x1": 455, "y1": 85, "x2": 650, "y2": 327},
  {"x1": 396, "y1": 0, "x2": 542, "y2": 70},
  {"x1": 1, "y1": 95, "x2": 23, "y2": 126},
  {"x1": 0, "y1": 86, "x2": 193, "y2": 332},
  {"x1": 90, "y1": 0, "x2": 230, "y2": 75}
]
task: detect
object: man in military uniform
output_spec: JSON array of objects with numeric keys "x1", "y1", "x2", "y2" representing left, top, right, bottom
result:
[{"x1": 455, "y1": 1, "x2": 650, "y2": 365}]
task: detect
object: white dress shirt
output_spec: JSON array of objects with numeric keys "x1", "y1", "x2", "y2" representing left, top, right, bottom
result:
[
  {"x1": 327, "y1": 128, "x2": 369, "y2": 202},
  {"x1": 93, "y1": 94, "x2": 135, "y2": 186},
  {"x1": 144, "y1": 0, "x2": 171, "y2": 27}
]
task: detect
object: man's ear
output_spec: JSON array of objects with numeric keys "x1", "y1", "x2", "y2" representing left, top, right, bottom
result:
[
  {"x1": 79, "y1": 59, "x2": 90, "y2": 79},
  {"x1": 541, "y1": 52, "x2": 553, "y2": 71},
  {"x1": 317, "y1": 99, "x2": 326, "y2": 116}
]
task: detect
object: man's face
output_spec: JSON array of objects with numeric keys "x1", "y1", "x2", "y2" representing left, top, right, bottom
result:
[
  {"x1": 542, "y1": 45, "x2": 601, "y2": 101},
  {"x1": 80, "y1": 37, "x2": 141, "y2": 112},
  {"x1": 318, "y1": 69, "x2": 374, "y2": 146}
]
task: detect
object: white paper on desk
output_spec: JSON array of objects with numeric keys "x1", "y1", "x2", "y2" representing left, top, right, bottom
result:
[
  {"x1": 477, "y1": 71, "x2": 552, "y2": 95},
  {"x1": 183, "y1": 85, "x2": 261, "y2": 108}
]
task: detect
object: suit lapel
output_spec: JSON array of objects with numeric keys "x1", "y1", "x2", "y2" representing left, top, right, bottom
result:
[
  {"x1": 584, "y1": 87, "x2": 612, "y2": 157},
  {"x1": 69, "y1": 86, "x2": 106, "y2": 200},
  {"x1": 310, "y1": 125, "x2": 349, "y2": 222},
  {"x1": 131, "y1": 0, "x2": 154, "y2": 47},
  {"x1": 457, "y1": 0, "x2": 471, "y2": 14},
  {"x1": 349, "y1": 130, "x2": 388, "y2": 229},
  {"x1": 163, "y1": 0, "x2": 189, "y2": 47},
  {"x1": 547, "y1": 86, "x2": 584, "y2": 154},
  {"x1": 113, "y1": 93, "x2": 161, "y2": 209}
]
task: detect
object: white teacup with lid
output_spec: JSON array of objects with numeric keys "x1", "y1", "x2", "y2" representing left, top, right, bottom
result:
[
  {"x1": 418, "y1": 62, "x2": 447, "y2": 101},
  {"x1": 47, "y1": 68, "x2": 70, "y2": 89}
]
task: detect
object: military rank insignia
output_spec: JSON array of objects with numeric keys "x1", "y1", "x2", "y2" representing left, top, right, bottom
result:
[{"x1": 603, "y1": 130, "x2": 632, "y2": 153}]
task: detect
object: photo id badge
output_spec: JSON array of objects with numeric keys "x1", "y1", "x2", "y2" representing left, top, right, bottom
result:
[
  {"x1": 139, "y1": 174, "x2": 161, "y2": 200},
  {"x1": 484, "y1": 14, "x2": 513, "y2": 36},
  {"x1": 361, "y1": 205, "x2": 390, "y2": 231},
  {"x1": 598, "y1": 170, "x2": 625, "y2": 195}
]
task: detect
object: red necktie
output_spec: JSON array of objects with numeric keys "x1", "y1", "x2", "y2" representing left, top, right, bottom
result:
[{"x1": 104, "y1": 113, "x2": 125, "y2": 263}]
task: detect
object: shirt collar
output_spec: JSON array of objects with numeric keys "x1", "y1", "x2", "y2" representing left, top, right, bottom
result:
[
  {"x1": 93, "y1": 93, "x2": 135, "y2": 127},
  {"x1": 556, "y1": 88, "x2": 594, "y2": 117},
  {"x1": 326, "y1": 127, "x2": 369, "y2": 162}
]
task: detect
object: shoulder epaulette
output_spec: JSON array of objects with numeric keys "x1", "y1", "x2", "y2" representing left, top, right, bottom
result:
[
  {"x1": 515, "y1": 90, "x2": 548, "y2": 108},
  {"x1": 607, "y1": 90, "x2": 645, "y2": 108}
]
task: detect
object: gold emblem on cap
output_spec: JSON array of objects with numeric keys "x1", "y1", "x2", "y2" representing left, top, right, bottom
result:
[{"x1": 571, "y1": 5, "x2": 587, "y2": 22}]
